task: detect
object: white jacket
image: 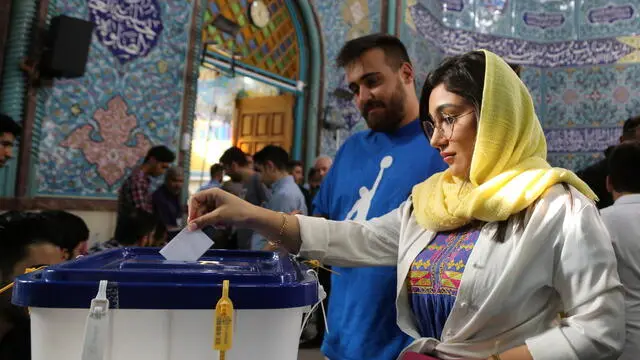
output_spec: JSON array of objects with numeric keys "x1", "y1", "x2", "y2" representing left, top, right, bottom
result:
[
  {"x1": 601, "y1": 194, "x2": 640, "y2": 360},
  {"x1": 298, "y1": 185, "x2": 625, "y2": 360}
]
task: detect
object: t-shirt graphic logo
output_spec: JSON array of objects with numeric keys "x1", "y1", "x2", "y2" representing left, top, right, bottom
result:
[{"x1": 345, "y1": 156, "x2": 393, "y2": 221}]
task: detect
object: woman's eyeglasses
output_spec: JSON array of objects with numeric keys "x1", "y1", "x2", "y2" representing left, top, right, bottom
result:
[{"x1": 421, "y1": 110, "x2": 474, "y2": 141}]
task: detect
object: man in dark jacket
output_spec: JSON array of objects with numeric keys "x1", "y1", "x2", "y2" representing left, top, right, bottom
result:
[{"x1": 577, "y1": 116, "x2": 640, "y2": 209}]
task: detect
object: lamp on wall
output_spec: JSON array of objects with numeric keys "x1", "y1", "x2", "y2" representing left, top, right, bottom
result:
[
  {"x1": 212, "y1": 15, "x2": 240, "y2": 37},
  {"x1": 201, "y1": 14, "x2": 243, "y2": 77}
]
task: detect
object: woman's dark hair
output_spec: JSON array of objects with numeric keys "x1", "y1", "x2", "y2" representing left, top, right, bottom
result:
[{"x1": 419, "y1": 51, "x2": 486, "y2": 126}]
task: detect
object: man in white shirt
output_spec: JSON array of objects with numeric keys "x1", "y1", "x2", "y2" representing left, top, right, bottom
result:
[{"x1": 601, "y1": 140, "x2": 640, "y2": 360}]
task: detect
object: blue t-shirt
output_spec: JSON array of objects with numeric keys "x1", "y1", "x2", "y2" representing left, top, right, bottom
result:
[{"x1": 313, "y1": 119, "x2": 447, "y2": 360}]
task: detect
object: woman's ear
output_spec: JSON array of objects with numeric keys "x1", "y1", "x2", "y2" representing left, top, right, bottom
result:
[{"x1": 606, "y1": 175, "x2": 613, "y2": 194}]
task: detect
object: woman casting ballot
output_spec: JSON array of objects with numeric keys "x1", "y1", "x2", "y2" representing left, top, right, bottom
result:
[{"x1": 188, "y1": 50, "x2": 624, "y2": 360}]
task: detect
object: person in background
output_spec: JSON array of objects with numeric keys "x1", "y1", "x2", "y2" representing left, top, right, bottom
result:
[
  {"x1": 0, "y1": 215, "x2": 67, "y2": 360},
  {"x1": 150, "y1": 221, "x2": 168, "y2": 247},
  {"x1": 40, "y1": 210, "x2": 90, "y2": 259},
  {"x1": 313, "y1": 155, "x2": 333, "y2": 179},
  {"x1": 306, "y1": 168, "x2": 322, "y2": 200},
  {"x1": 90, "y1": 210, "x2": 158, "y2": 253},
  {"x1": 219, "y1": 147, "x2": 270, "y2": 249},
  {"x1": 288, "y1": 160, "x2": 305, "y2": 185},
  {"x1": 577, "y1": 116, "x2": 640, "y2": 209},
  {"x1": 116, "y1": 145, "x2": 175, "y2": 236},
  {"x1": 153, "y1": 166, "x2": 185, "y2": 239},
  {"x1": 601, "y1": 141, "x2": 640, "y2": 360},
  {"x1": 188, "y1": 49, "x2": 624, "y2": 360},
  {"x1": 312, "y1": 34, "x2": 446, "y2": 359},
  {"x1": 288, "y1": 160, "x2": 312, "y2": 213},
  {"x1": 0, "y1": 113, "x2": 21, "y2": 169},
  {"x1": 246, "y1": 154, "x2": 254, "y2": 170},
  {"x1": 251, "y1": 145, "x2": 307, "y2": 250},
  {"x1": 199, "y1": 163, "x2": 224, "y2": 191},
  {"x1": 508, "y1": 63, "x2": 522, "y2": 77}
]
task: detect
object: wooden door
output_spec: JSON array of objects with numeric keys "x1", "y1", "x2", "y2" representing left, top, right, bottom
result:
[{"x1": 233, "y1": 94, "x2": 294, "y2": 154}]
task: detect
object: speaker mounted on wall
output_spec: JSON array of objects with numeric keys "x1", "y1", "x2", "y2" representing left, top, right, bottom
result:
[{"x1": 40, "y1": 15, "x2": 95, "y2": 78}]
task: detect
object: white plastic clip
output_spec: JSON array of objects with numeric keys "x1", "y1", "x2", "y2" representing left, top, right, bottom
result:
[
  {"x1": 300, "y1": 269, "x2": 329, "y2": 337},
  {"x1": 81, "y1": 280, "x2": 110, "y2": 360}
]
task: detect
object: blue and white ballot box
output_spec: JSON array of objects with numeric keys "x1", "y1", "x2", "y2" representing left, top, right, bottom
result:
[{"x1": 13, "y1": 248, "x2": 319, "y2": 360}]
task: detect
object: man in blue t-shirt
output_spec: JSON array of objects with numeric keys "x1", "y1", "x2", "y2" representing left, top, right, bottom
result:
[{"x1": 313, "y1": 34, "x2": 446, "y2": 360}]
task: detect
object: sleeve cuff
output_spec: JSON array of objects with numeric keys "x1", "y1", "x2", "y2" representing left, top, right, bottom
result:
[
  {"x1": 296, "y1": 215, "x2": 330, "y2": 261},
  {"x1": 525, "y1": 327, "x2": 578, "y2": 360}
]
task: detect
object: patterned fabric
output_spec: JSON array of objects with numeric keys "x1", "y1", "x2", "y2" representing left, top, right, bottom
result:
[
  {"x1": 118, "y1": 168, "x2": 153, "y2": 215},
  {"x1": 408, "y1": 227, "x2": 481, "y2": 339}
]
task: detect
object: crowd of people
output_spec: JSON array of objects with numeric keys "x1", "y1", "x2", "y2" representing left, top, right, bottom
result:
[
  {"x1": 2, "y1": 32, "x2": 640, "y2": 360},
  {"x1": 186, "y1": 35, "x2": 640, "y2": 360}
]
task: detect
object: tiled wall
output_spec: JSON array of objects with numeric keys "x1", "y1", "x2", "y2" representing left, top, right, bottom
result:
[
  {"x1": 34, "y1": 0, "x2": 199, "y2": 198},
  {"x1": 407, "y1": 0, "x2": 640, "y2": 171},
  {"x1": 402, "y1": 0, "x2": 444, "y2": 91},
  {"x1": 313, "y1": 0, "x2": 382, "y2": 157}
]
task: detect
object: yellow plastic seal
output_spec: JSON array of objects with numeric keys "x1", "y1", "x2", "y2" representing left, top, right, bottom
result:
[{"x1": 214, "y1": 280, "x2": 234, "y2": 360}]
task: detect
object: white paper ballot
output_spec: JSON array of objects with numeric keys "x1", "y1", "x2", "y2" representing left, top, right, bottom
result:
[{"x1": 159, "y1": 228, "x2": 214, "y2": 262}]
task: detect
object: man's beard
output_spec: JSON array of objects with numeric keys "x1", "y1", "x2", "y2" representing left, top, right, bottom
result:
[{"x1": 361, "y1": 82, "x2": 407, "y2": 133}]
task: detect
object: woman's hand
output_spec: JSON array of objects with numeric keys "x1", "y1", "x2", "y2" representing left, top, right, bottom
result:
[
  {"x1": 187, "y1": 188, "x2": 258, "y2": 230},
  {"x1": 188, "y1": 188, "x2": 303, "y2": 253}
]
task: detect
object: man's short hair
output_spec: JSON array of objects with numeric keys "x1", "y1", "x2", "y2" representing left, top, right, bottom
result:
[
  {"x1": 622, "y1": 116, "x2": 640, "y2": 140},
  {"x1": 253, "y1": 145, "x2": 289, "y2": 171},
  {"x1": 40, "y1": 210, "x2": 89, "y2": 255},
  {"x1": 508, "y1": 63, "x2": 522, "y2": 77},
  {"x1": 165, "y1": 166, "x2": 182, "y2": 181},
  {"x1": 219, "y1": 147, "x2": 248, "y2": 167},
  {"x1": 210, "y1": 163, "x2": 224, "y2": 178},
  {"x1": 0, "y1": 214, "x2": 57, "y2": 283},
  {"x1": 287, "y1": 160, "x2": 303, "y2": 173},
  {"x1": 336, "y1": 33, "x2": 411, "y2": 71},
  {"x1": 0, "y1": 113, "x2": 21, "y2": 137},
  {"x1": 608, "y1": 141, "x2": 640, "y2": 194},
  {"x1": 144, "y1": 145, "x2": 175, "y2": 163},
  {"x1": 308, "y1": 167, "x2": 318, "y2": 179},
  {"x1": 114, "y1": 210, "x2": 158, "y2": 246}
]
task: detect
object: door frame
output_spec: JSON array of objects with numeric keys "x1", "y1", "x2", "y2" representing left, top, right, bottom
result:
[{"x1": 200, "y1": 0, "x2": 324, "y2": 169}]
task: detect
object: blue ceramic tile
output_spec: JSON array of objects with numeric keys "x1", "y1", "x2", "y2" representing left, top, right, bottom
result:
[
  {"x1": 475, "y1": 0, "x2": 513, "y2": 36},
  {"x1": 548, "y1": 152, "x2": 605, "y2": 171},
  {"x1": 36, "y1": 0, "x2": 191, "y2": 197},
  {"x1": 579, "y1": 0, "x2": 640, "y2": 39},
  {"x1": 442, "y1": 0, "x2": 475, "y2": 30},
  {"x1": 515, "y1": 0, "x2": 576, "y2": 42},
  {"x1": 209, "y1": 2, "x2": 219, "y2": 15}
]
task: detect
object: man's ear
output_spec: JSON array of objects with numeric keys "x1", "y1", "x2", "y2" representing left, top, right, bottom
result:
[
  {"x1": 266, "y1": 160, "x2": 277, "y2": 172},
  {"x1": 400, "y1": 62, "x2": 414, "y2": 85}
]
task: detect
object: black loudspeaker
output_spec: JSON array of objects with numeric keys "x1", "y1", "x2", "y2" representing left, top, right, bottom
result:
[{"x1": 41, "y1": 15, "x2": 95, "y2": 78}]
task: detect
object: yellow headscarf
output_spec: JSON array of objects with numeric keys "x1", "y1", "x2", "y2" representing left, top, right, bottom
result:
[{"x1": 412, "y1": 50, "x2": 596, "y2": 231}]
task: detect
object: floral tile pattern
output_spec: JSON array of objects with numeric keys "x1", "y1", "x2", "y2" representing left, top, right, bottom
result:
[
  {"x1": 404, "y1": 0, "x2": 640, "y2": 170},
  {"x1": 313, "y1": 0, "x2": 382, "y2": 156},
  {"x1": 36, "y1": 0, "x2": 195, "y2": 198}
]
